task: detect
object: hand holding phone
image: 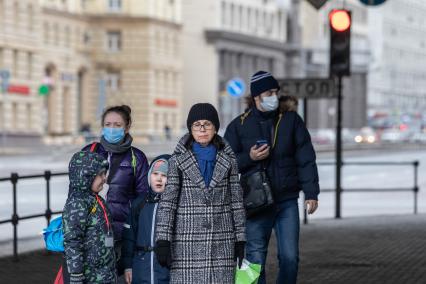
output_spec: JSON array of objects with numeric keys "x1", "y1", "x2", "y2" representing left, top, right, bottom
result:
[{"x1": 255, "y1": 139, "x2": 268, "y2": 148}]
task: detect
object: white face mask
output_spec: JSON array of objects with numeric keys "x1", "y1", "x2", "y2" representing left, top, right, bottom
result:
[{"x1": 260, "y1": 95, "x2": 278, "y2": 111}]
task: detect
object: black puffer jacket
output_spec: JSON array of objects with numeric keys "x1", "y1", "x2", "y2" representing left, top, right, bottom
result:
[{"x1": 224, "y1": 107, "x2": 320, "y2": 202}]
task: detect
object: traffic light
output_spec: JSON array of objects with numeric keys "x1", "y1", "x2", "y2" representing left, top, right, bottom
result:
[{"x1": 329, "y1": 9, "x2": 351, "y2": 77}]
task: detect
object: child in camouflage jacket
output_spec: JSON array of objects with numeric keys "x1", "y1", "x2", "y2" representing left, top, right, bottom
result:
[{"x1": 63, "y1": 151, "x2": 116, "y2": 284}]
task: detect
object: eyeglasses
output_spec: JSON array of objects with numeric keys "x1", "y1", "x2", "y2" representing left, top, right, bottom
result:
[{"x1": 192, "y1": 122, "x2": 214, "y2": 131}]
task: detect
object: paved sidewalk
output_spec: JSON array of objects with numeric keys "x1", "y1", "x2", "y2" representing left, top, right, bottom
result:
[{"x1": 0, "y1": 214, "x2": 425, "y2": 284}]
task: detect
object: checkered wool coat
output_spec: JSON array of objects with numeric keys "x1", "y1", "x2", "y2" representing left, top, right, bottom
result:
[{"x1": 156, "y1": 135, "x2": 246, "y2": 284}]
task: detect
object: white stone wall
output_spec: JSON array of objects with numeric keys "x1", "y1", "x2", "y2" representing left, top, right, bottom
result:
[{"x1": 368, "y1": 0, "x2": 426, "y2": 112}]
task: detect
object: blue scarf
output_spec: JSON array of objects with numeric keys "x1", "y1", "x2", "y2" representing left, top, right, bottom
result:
[{"x1": 192, "y1": 142, "x2": 217, "y2": 188}]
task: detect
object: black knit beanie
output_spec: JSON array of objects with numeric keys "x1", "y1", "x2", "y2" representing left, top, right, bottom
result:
[
  {"x1": 187, "y1": 103, "x2": 220, "y2": 131},
  {"x1": 250, "y1": 70, "x2": 280, "y2": 97}
]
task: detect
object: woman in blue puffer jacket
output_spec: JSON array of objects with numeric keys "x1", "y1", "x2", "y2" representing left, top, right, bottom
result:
[{"x1": 82, "y1": 105, "x2": 150, "y2": 275}]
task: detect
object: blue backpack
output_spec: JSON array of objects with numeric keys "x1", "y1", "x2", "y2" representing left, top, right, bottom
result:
[{"x1": 42, "y1": 216, "x2": 64, "y2": 252}]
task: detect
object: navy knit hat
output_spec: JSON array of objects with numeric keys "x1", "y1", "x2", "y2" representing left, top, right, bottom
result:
[
  {"x1": 250, "y1": 71, "x2": 280, "y2": 97},
  {"x1": 187, "y1": 103, "x2": 220, "y2": 131}
]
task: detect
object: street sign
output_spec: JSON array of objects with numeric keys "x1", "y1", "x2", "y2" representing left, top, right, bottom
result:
[
  {"x1": 0, "y1": 69, "x2": 10, "y2": 93},
  {"x1": 359, "y1": 0, "x2": 387, "y2": 6},
  {"x1": 226, "y1": 78, "x2": 245, "y2": 98},
  {"x1": 278, "y1": 78, "x2": 336, "y2": 99},
  {"x1": 306, "y1": 0, "x2": 328, "y2": 10}
]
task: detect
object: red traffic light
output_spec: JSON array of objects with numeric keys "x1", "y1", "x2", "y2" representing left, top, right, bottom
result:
[{"x1": 329, "y1": 10, "x2": 351, "y2": 32}]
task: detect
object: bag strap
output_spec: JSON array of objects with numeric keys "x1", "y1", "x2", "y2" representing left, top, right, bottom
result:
[
  {"x1": 240, "y1": 109, "x2": 252, "y2": 125},
  {"x1": 89, "y1": 142, "x2": 98, "y2": 153},
  {"x1": 272, "y1": 113, "x2": 283, "y2": 149}
]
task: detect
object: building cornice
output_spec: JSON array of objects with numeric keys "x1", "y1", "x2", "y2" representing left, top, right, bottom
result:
[
  {"x1": 42, "y1": 7, "x2": 181, "y2": 29},
  {"x1": 205, "y1": 29, "x2": 298, "y2": 53}
]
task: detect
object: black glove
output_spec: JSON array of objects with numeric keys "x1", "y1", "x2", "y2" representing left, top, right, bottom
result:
[
  {"x1": 234, "y1": 241, "x2": 246, "y2": 268},
  {"x1": 155, "y1": 240, "x2": 172, "y2": 268}
]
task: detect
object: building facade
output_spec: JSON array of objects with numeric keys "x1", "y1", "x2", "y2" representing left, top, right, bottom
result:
[
  {"x1": 1, "y1": 0, "x2": 183, "y2": 139},
  {"x1": 182, "y1": 0, "x2": 289, "y2": 129},
  {"x1": 0, "y1": 0, "x2": 43, "y2": 136},
  {"x1": 368, "y1": 0, "x2": 426, "y2": 118}
]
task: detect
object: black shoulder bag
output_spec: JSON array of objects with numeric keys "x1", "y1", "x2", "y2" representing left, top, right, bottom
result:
[{"x1": 240, "y1": 112, "x2": 283, "y2": 219}]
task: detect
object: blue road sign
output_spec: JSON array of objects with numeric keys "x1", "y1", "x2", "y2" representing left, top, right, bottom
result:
[
  {"x1": 226, "y1": 78, "x2": 246, "y2": 98},
  {"x1": 0, "y1": 69, "x2": 10, "y2": 93},
  {"x1": 359, "y1": 0, "x2": 387, "y2": 6}
]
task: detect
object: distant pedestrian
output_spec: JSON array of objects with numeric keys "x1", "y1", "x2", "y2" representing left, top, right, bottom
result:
[
  {"x1": 164, "y1": 125, "x2": 171, "y2": 141},
  {"x1": 121, "y1": 155, "x2": 171, "y2": 284},
  {"x1": 63, "y1": 151, "x2": 116, "y2": 283},
  {"x1": 82, "y1": 105, "x2": 150, "y2": 277},
  {"x1": 155, "y1": 103, "x2": 246, "y2": 283},
  {"x1": 224, "y1": 71, "x2": 320, "y2": 284}
]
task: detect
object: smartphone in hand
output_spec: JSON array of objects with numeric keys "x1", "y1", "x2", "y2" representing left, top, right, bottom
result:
[{"x1": 255, "y1": 139, "x2": 268, "y2": 149}]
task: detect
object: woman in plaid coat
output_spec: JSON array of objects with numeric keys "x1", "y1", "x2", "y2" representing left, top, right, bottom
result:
[{"x1": 155, "y1": 103, "x2": 246, "y2": 284}]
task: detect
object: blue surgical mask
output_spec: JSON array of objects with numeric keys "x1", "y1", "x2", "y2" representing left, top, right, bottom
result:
[
  {"x1": 260, "y1": 95, "x2": 278, "y2": 111},
  {"x1": 102, "y1": 127, "x2": 125, "y2": 144}
]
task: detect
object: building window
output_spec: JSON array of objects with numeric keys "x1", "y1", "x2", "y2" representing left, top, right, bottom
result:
[
  {"x1": 0, "y1": 1, "x2": 4, "y2": 19},
  {"x1": 65, "y1": 26, "x2": 70, "y2": 47},
  {"x1": 14, "y1": 2, "x2": 19, "y2": 29},
  {"x1": 108, "y1": 0, "x2": 122, "y2": 12},
  {"x1": 54, "y1": 23, "x2": 59, "y2": 46},
  {"x1": 106, "y1": 31, "x2": 121, "y2": 52},
  {"x1": 221, "y1": 1, "x2": 226, "y2": 26},
  {"x1": 27, "y1": 52, "x2": 32, "y2": 79},
  {"x1": 44, "y1": 23, "x2": 49, "y2": 44},
  {"x1": 106, "y1": 72, "x2": 121, "y2": 91},
  {"x1": 27, "y1": 104, "x2": 32, "y2": 130},
  {"x1": 13, "y1": 50, "x2": 18, "y2": 77},
  {"x1": 28, "y1": 4, "x2": 33, "y2": 31}
]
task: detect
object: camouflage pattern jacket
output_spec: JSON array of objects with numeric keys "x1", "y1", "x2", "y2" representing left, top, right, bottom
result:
[{"x1": 63, "y1": 151, "x2": 116, "y2": 284}]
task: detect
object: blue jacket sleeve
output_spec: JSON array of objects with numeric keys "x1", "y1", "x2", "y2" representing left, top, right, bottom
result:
[
  {"x1": 293, "y1": 113, "x2": 320, "y2": 200},
  {"x1": 224, "y1": 120, "x2": 256, "y2": 173},
  {"x1": 134, "y1": 149, "x2": 150, "y2": 195}
]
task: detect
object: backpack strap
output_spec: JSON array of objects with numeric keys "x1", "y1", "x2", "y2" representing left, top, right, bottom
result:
[
  {"x1": 89, "y1": 142, "x2": 98, "y2": 153},
  {"x1": 130, "y1": 147, "x2": 137, "y2": 176}
]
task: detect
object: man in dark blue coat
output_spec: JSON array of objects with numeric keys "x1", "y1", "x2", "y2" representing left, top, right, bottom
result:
[{"x1": 224, "y1": 71, "x2": 320, "y2": 284}]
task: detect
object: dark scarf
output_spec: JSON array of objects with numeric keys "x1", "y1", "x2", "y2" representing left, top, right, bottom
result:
[
  {"x1": 192, "y1": 142, "x2": 217, "y2": 188},
  {"x1": 100, "y1": 133, "x2": 133, "y2": 154}
]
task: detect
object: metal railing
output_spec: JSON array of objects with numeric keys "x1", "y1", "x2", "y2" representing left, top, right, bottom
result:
[
  {"x1": 0, "y1": 161, "x2": 421, "y2": 259},
  {"x1": 303, "y1": 160, "x2": 420, "y2": 224},
  {"x1": 0, "y1": 171, "x2": 67, "y2": 260}
]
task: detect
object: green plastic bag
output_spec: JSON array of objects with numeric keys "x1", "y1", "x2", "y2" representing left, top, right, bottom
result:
[{"x1": 235, "y1": 259, "x2": 262, "y2": 284}]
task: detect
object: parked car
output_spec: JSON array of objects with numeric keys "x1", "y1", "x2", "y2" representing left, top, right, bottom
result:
[
  {"x1": 354, "y1": 127, "x2": 377, "y2": 144},
  {"x1": 310, "y1": 129, "x2": 335, "y2": 145},
  {"x1": 380, "y1": 129, "x2": 411, "y2": 143},
  {"x1": 409, "y1": 132, "x2": 426, "y2": 144}
]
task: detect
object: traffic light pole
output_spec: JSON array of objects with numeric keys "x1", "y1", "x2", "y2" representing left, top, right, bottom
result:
[{"x1": 335, "y1": 75, "x2": 343, "y2": 219}]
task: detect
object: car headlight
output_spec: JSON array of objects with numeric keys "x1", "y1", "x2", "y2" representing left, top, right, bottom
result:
[
  {"x1": 354, "y1": 135, "x2": 363, "y2": 143},
  {"x1": 367, "y1": 136, "x2": 375, "y2": 143}
]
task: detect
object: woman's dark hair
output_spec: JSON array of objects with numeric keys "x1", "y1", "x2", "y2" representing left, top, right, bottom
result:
[
  {"x1": 184, "y1": 133, "x2": 225, "y2": 150},
  {"x1": 101, "y1": 105, "x2": 132, "y2": 128}
]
